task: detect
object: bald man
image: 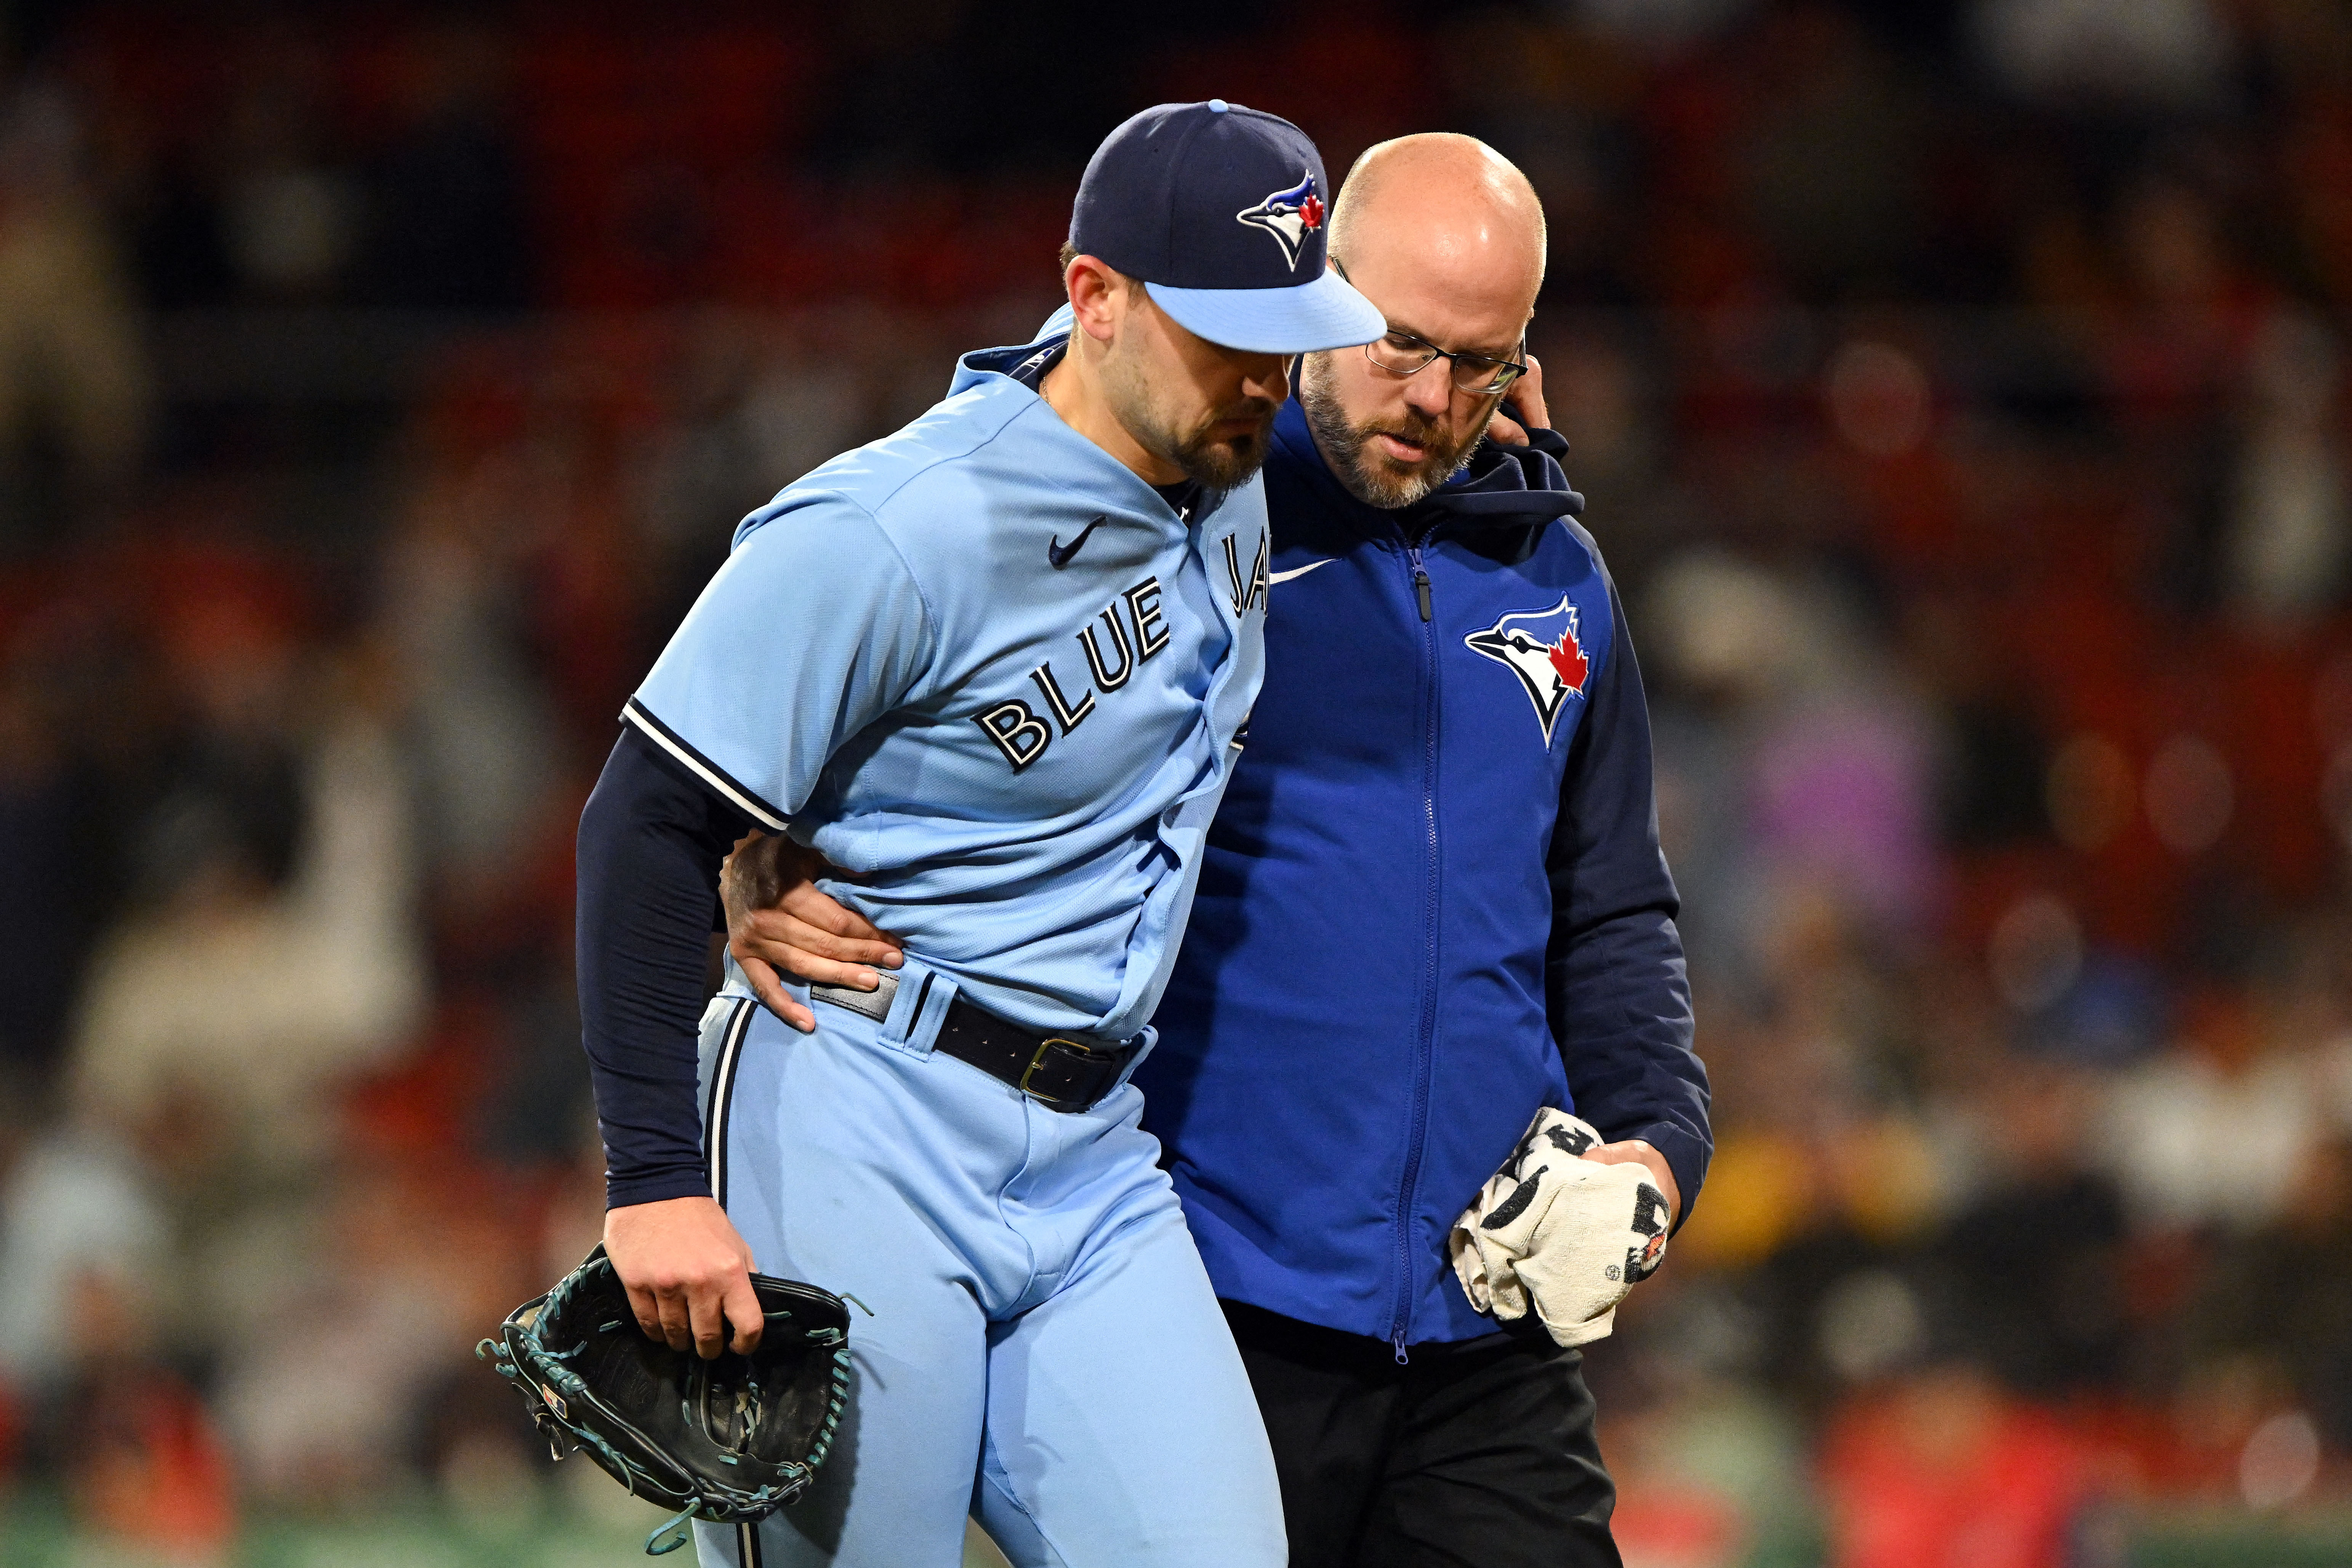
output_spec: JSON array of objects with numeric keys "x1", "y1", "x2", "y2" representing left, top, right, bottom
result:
[{"x1": 724, "y1": 134, "x2": 1708, "y2": 1565}]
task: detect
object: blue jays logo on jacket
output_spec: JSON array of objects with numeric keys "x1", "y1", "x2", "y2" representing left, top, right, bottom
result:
[
  {"x1": 1235, "y1": 172, "x2": 1325, "y2": 270},
  {"x1": 1466, "y1": 597, "x2": 1590, "y2": 744}
]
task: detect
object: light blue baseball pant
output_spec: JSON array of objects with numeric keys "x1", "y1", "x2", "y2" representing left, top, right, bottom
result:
[{"x1": 688, "y1": 982, "x2": 1286, "y2": 1568}]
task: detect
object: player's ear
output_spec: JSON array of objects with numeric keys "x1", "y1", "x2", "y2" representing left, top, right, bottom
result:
[{"x1": 1063, "y1": 255, "x2": 1126, "y2": 345}]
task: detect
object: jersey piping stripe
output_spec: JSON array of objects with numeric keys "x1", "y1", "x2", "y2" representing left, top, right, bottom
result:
[
  {"x1": 623, "y1": 698, "x2": 789, "y2": 832},
  {"x1": 708, "y1": 1001, "x2": 762, "y2": 1568},
  {"x1": 705, "y1": 1000, "x2": 754, "y2": 1210}
]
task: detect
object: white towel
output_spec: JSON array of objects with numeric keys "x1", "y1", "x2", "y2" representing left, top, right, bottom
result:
[{"x1": 1448, "y1": 1109, "x2": 1672, "y2": 1348}]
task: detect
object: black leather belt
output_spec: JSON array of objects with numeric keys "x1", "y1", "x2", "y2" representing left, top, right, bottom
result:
[{"x1": 806, "y1": 972, "x2": 1137, "y2": 1114}]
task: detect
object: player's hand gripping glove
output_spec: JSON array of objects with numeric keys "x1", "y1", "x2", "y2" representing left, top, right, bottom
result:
[
  {"x1": 1448, "y1": 1109, "x2": 1672, "y2": 1348},
  {"x1": 479, "y1": 1245, "x2": 856, "y2": 1555}
]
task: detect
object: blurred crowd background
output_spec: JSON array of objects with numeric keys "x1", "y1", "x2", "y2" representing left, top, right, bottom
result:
[{"x1": 0, "y1": 2, "x2": 2349, "y2": 1565}]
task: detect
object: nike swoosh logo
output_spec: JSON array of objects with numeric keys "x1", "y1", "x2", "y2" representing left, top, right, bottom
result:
[
  {"x1": 1048, "y1": 515, "x2": 1107, "y2": 569},
  {"x1": 1269, "y1": 558, "x2": 1337, "y2": 585}
]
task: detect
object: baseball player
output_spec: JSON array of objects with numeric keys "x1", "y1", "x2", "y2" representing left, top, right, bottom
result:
[
  {"x1": 728, "y1": 134, "x2": 1708, "y2": 1566},
  {"x1": 574, "y1": 101, "x2": 1383, "y2": 1568}
]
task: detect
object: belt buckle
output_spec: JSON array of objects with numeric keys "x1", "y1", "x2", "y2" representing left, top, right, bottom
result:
[{"x1": 1018, "y1": 1035, "x2": 1109, "y2": 1109}]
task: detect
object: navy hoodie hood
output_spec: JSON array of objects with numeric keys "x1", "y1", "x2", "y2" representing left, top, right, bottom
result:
[{"x1": 1418, "y1": 416, "x2": 1585, "y2": 525}]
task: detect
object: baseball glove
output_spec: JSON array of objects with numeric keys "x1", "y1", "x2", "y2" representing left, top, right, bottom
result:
[{"x1": 478, "y1": 1245, "x2": 855, "y2": 1555}]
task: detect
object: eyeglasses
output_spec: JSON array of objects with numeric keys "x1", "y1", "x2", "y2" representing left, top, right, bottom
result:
[{"x1": 1332, "y1": 260, "x2": 1530, "y2": 395}]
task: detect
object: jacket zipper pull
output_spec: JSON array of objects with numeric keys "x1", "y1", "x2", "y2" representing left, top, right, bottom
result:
[
  {"x1": 1392, "y1": 1328, "x2": 1410, "y2": 1365},
  {"x1": 1403, "y1": 539, "x2": 1435, "y2": 622}
]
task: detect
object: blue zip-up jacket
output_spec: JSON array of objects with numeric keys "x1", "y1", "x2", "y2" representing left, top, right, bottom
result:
[{"x1": 1137, "y1": 395, "x2": 1708, "y2": 1350}]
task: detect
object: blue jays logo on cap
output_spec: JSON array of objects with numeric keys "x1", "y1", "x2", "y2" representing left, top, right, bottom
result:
[
  {"x1": 1466, "y1": 597, "x2": 1590, "y2": 745},
  {"x1": 1067, "y1": 101, "x2": 1383, "y2": 355},
  {"x1": 1236, "y1": 171, "x2": 1327, "y2": 271}
]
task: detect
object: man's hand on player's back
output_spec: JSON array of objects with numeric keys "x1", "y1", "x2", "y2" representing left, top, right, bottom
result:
[
  {"x1": 604, "y1": 1195, "x2": 767, "y2": 1358},
  {"x1": 723, "y1": 832, "x2": 905, "y2": 1032}
]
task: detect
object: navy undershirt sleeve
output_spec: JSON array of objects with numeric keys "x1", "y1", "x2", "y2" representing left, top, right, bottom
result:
[
  {"x1": 578, "y1": 724, "x2": 757, "y2": 1208},
  {"x1": 1545, "y1": 578, "x2": 1712, "y2": 1227}
]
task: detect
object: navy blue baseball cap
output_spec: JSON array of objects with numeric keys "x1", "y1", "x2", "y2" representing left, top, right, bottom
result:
[{"x1": 1070, "y1": 100, "x2": 1386, "y2": 355}]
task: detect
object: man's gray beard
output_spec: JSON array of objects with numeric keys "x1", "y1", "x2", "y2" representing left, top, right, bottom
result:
[{"x1": 1300, "y1": 368, "x2": 1492, "y2": 510}]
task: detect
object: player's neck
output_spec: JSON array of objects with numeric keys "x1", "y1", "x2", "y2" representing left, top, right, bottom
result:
[{"x1": 1040, "y1": 351, "x2": 1188, "y2": 488}]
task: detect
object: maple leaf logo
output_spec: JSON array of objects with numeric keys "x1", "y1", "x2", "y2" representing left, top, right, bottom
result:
[{"x1": 1547, "y1": 630, "x2": 1588, "y2": 694}]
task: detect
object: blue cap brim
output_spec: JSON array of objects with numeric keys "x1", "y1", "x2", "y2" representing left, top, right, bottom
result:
[{"x1": 1146, "y1": 266, "x2": 1387, "y2": 355}]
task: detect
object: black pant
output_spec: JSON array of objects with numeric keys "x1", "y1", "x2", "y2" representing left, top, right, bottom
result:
[{"x1": 1223, "y1": 1301, "x2": 1622, "y2": 1568}]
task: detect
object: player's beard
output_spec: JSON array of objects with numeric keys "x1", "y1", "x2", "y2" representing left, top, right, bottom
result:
[
  {"x1": 1164, "y1": 399, "x2": 1279, "y2": 490},
  {"x1": 1299, "y1": 353, "x2": 1498, "y2": 510},
  {"x1": 1102, "y1": 344, "x2": 1278, "y2": 492}
]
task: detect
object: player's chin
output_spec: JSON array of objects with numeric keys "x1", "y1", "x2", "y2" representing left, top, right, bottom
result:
[{"x1": 1176, "y1": 429, "x2": 1271, "y2": 490}]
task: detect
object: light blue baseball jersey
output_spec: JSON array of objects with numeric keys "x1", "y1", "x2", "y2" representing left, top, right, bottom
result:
[{"x1": 627, "y1": 330, "x2": 1273, "y2": 1041}]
